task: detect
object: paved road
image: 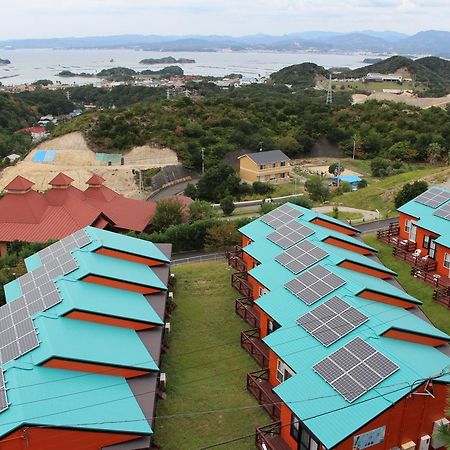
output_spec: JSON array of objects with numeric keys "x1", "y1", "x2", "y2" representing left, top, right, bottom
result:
[
  {"x1": 148, "y1": 178, "x2": 199, "y2": 201},
  {"x1": 358, "y1": 217, "x2": 398, "y2": 234}
]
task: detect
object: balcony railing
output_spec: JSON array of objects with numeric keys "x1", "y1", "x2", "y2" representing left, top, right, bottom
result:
[
  {"x1": 393, "y1": 248, "x2": 438, "y2": 272},
  {"x1": 256, "y1": 421, "x2": 291, "y2": 450},
  {"x1": 377, "y1": 222, "x2": 400, "y2": 244},
  {"x1": 241, "y1": 328, "x2": 269, "y2": 367},
  {"x1": 227, "y1": 246, "x2": 246, "y2": 272},
  {"x1": 232, "y1": 272, "x2": 252, "y2": 298},
  {"x1": 247, "y1": 369, "x2": 281, "y2": 420},
  {"x1": 433, "y1": 287, "x2": 450, "y2": 308},
  {"x1": 411, "y1": 267, "x2": 450, "y2": 289},
  {"x1": 235, "y1": 297, "x2": 259, "y2": 328}
]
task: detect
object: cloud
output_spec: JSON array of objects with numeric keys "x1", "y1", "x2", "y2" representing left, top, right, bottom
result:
[{"x1": 0, "y1": 0, "x2": 449, "y2": 39}]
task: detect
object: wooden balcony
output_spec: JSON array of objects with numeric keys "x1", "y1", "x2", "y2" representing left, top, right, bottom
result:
[
  {"x1": 241, "y1": 328, "x2": 269, "y2": 367},
  {"x1": 227, "y1": 246, "x2": 246, "y2": 272},
  {"x1": 410, "y1": 267, "x2": 449, "y2": 287},
  {"x1": 377, "y1": 222, "x2": 400, "y2": 244},
  {"x1": 256, "y1": 421, "x2": 292, "y2": 450},
  {"x1": 235, "y1": 297, "x2": 260, "y2": 328},
  {"x1": 393, "y1": 247, "x2": 437, "y2": 273},
  {"x1": 232, "y1": 271, "x2": 252, "y2": 298},
  {"x1": 247, "y1": 369, "x2": 282, "y2": 420},
  {"x1": 433, "y1": 287, "x2": 450, "y2": 308}
]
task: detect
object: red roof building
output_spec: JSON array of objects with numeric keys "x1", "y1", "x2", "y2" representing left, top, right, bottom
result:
[{"x1": 0, "y1": 173, "x2": 157, "y2": 256}]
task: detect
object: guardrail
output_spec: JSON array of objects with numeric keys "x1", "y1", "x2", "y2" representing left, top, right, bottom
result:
[{"x1": 171, "y1": 253, "x2": 225, "y2": 266}]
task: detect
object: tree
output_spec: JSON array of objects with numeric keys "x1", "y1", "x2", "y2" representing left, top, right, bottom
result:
[
  {"x1": 427, "y1": 142, "x2": 447, "y2": 165},
  {"x1": 204, "y1": 222, "x2": 241, "y2": 252},
  {"x1": 370, "y1": 158, "x2": 391, "y2": 177},
  {"x1": 196, "y1": 165, "x2": 241, "y2": 202},
  {"x1": 188, "y1": 200, "x2": 216, "y2": 223},
  {"x1": 305, "y1": 176, "x2": 330, "y2": 203},
  {"x1": 328, "y1": 161, "x2": 344, "y2": 176},
  {"x1": 184, "y1": 183, "x2": 198, "y2": 199},
  {"x1": 252, "y1": 181, "x2": 274, "y2": 196},
  {"x1": 220, "y1": 196, "x2": 235, "y2": 216},
  {"x1": 394, "y1": 181, "x2": 429, "y2": 208},
  {"x1": 152, "y1": 199, "x2": 184, "y2": 232}
]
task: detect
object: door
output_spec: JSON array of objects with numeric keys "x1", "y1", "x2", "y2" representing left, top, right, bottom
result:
[
  {"x1": 429, "y1": 239, "x2": 436, "y2": 259},
  {"x1": 409, "y1": 223, "x2": 417, "y2": 242}
]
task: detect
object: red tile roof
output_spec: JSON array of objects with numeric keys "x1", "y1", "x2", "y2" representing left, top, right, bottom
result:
[
  {"x1": 24, "y1": 127, "x2": 46, "y2": 134},
  {"x1": 0, "y1": 173, "x2": 156, "y2": 243}
]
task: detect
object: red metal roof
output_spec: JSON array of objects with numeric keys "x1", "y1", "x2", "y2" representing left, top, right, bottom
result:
[
  {"x1": 49, "y1": 173, "x2": 74, "y2": 187},
  {"x1": 5, "y1": 176, "x2": 34, "y2": 192},
  {"x1": 0, "y1": 174, "x2": 156, "y2": 243},
  {"x1": 24, "y1": 127, "x2": 46, "y2": 134}
]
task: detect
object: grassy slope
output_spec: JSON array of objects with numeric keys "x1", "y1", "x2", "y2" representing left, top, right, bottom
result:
[
  {"x1": 154, "y1": 261, "x2": 269, "y2": 450},
  {"x1": 363, "y1": 235, "x2": 450, "y2": 334},
  {"x1": 332, "y1": 166, "x2": 450, "y2": 218}
]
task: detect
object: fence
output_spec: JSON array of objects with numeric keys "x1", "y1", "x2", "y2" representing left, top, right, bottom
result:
[{"x1": 171, "y1": 253, "x2": 225, "y2": 266}]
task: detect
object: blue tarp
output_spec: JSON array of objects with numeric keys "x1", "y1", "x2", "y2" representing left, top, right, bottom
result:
[{"x1": 32, "y1": 150, "x2": 57, "y2": 163}]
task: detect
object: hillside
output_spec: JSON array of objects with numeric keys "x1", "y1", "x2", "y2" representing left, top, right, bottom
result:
[
  {"x1": 351, "y1": 56, "x2": 450, "y2": 97},
  {"x1": 270, "y1": 63, "x2": 329, "y2": 88}
]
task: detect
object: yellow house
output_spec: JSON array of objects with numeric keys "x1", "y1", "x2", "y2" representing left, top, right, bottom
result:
[{"x1": 238, "y1": 150, "x2": 292, "y2": 184}]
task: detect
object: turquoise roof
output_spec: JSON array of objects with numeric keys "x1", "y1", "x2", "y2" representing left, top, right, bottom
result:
[
  {"x1": 398, "y1": 186, "x2": 450, "y2": 249},
  {"x1": 0, "y1": 365, "x2": 151, "y2": 436},
  {"x1": 0, "y1": 226, "x2": 170, "y2": 440},
  {"x1": 86, "y1": 226, "x2": 170, "y2": 263},
  {"x1": 16, "y1": 315, "x2": 158, "y2": 372},
  {"x1": 70, "y1": 251, "x2": 167, "y2": 291},
  {"x1": 54, "y1": 279, "x2": 163, "y2": 326},
  {"x1": 244, "y1": 203, "x2": 450, "y2": 448}
]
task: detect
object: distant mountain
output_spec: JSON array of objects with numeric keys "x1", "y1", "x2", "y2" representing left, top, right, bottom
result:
[{"x1": 1, "y1": 30, "x2": 450, "y2": 56}]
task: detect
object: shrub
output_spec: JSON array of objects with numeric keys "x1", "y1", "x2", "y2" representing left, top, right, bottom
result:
[{"x1": 220, "y1": 196, "x2": 235, "y2": 216}]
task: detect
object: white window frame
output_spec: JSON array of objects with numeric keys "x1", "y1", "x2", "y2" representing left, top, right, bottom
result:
[
  {"x1": 444, "y1": 253, "x2": 450, "y2": 269},
  {"x1": 276, "y1": 359, "x2": 295, "y2": 383}
]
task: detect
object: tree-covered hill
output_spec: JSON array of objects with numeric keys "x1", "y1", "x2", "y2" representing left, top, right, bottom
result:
[
  {"x1": 270, "y1": 62, "x2": 329, "y2": 88},
  {"x1": 52, "y1": 85, "x2": 450, "y2": 170}
]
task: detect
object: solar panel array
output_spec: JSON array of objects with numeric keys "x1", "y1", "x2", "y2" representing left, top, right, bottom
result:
[
  {"x1": 284, "y1": 265, "x2": 346, "y2": 305},
  {"x1": 434, "y1": 202, "x2": 450, "y2": 221},
  {"x1": 268, "y1": 222, "x2": 314, "y2": 249},
  {"x1": 313, "y1": 337, "x2": 399, "y2": 402},
  {"x1": 297, "y1": 296, "x2": 368, "y2": 346},
  {"x1": 0, "y1": 229, "x2": 92, "y2": 413},
  {"x1": 260, "y1": 203, "x2": 303, "y2": 229},
  {"x1": 414, "y1": 188, "x2": 450, "y2": 209},
  {"x1": 276, "y1": 240, "x2": 328, "y2": 274}
]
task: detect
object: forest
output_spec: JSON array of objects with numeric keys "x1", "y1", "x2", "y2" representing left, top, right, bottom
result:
[{"x1": 53, "y1": 84, "x2": 450, "y2": 171}]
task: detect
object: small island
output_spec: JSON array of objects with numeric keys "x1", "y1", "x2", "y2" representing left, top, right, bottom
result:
[
  {"x1": 58, "y1": 70, "x2": 95, "y2": 78},
  {"x1": 363, "y1": 58, "x2": 383, "y2": 64},
  {"x1": 0, "y1": 58, "x2": 11, "y2": 65},
  {"x1": 139, "y1": 56, "x2": 195, "y2": 65}
]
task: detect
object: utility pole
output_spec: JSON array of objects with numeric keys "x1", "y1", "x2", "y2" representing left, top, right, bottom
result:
[
  {"x1": 335, "y1": 160, "x2": 341, "y2": 188},
  {"x1": 353, "y1": 138, "x2": 356, "y2": 160},
  {"x1": 326, "y1": 74, "x2": 333, "y2": 105},
  {"x1": 201, "y1": 148, "x2": 205, "y2": 175}
]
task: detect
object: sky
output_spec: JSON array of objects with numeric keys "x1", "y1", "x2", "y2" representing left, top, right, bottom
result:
[{"x1": 2, "y1": 0, "x2": 450, "y2": 40}]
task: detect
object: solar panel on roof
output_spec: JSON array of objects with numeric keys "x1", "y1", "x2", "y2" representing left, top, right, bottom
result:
[
  {"x1": 285, "y1": 265, "x2": 346, "y2": 305},
  {"x1": 297, "y1": 296, "x2": 368, "y2": 346},
  {"x1": 313, "y1": 337, "x2": 399, "y2": 402},
  {"x1": 275, "y1": 240, "x2": 328, "y2": 274},
  {"x1": 415, "y1": 188, "x2": 450, "y2": 209},
  {"x1": 268, "y1": 222, "x2": 314, "y2": 249},
  {"x1": 260, "y1": 203, "x2": 304, "y2": 229},
  {"x1": 434, "y1": 202, "x2": 450, "y2": 221}
]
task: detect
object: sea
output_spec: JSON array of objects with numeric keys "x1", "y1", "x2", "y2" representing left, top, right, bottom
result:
[{"x1": 0, "y1": 48, "x2": 374, "y2": 86}]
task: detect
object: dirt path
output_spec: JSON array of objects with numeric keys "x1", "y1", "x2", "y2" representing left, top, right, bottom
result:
[
  {"x1": 0, "y1": 132, "x2": 179, "y2": 199},
  {"x1": 313, "y1": 206, "x2": 380, "y2": 222},
  {"x1": 352, "y1": 92, "x2": 450, "y2": 109}
]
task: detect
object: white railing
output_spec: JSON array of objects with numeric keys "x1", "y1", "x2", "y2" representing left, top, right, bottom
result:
[{"x1": 172, "y1": 253, "x2": 226, "y2": 266}]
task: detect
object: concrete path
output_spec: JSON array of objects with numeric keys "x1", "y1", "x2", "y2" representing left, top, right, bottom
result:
[
  {"x1": 148, "y1": 178, "x2": 199, "y2": 200},
  {"x1": 313, "y1": 206, "x2": 380, "y2": 222}
]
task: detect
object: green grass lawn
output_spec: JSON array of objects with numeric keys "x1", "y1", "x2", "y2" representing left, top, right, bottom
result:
[
  {"x1": 332, "y1": 166, "x2": 450, "y2": 218},
  {"x1": 153, "y1": 261, "x2": 269, "y2": 450},
  {"x1": 363, "y1": 235, "x2": 450, "y2": 334}
]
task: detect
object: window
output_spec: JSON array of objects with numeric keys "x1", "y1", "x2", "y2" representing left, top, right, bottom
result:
[
  {"x1": 267, "y1": 319, "x2": 281, "y2": 336},
  {"x1": 423, "y1": 235, "x2": 430, "y2": 249},
  {"x1": 259, "y1": 164, "x2": 265, "y2": 170},
  {"x1": 280, "y1": 173, "x2": 286, "y2": 178},
  {"x1": 281, "y1": 161, "x2": 286, "y2": 167},
  {"x1": 444, "y1": 253, "x2": 450, "y2": 269},
  {"x1": 290, "y1": 414, "x2": 300, "y2": 441},
  {"x1": 404, "y1": 220, "x2": 411, "y2": 232},
  {"x1": 276, "y1": 359, "x2": 294, "y2": 383},
  {"x1": 272, "y1": 163, "x2": 277, "y2": 168}
]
